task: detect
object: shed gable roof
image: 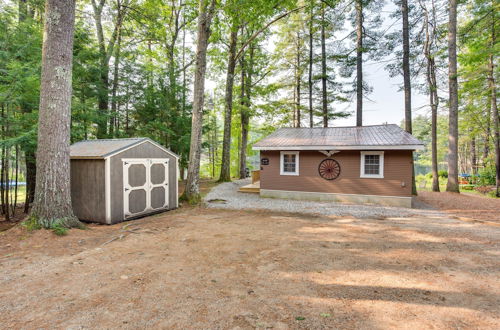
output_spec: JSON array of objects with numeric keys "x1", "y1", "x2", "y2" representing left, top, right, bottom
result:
[
  {"x1": 70, "y1": 138, "x2": 179, "y2": 159},
  {"x1": 253, "y1": 124, "x2": 424, "y2": 150}
]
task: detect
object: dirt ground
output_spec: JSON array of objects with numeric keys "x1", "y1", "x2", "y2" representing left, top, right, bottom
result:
[
  {"x1": 417, "y1": 191, "x2": 500, "y2": 224},
  {"x1": 1, "y1": 205, "x2": 499, "y2": 329}
]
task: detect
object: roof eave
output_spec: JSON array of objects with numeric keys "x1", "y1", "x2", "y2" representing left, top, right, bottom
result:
[
  {"x1": 253, "y1": 145, "x2": 424, "y2": 151},
  {"x1": 70, "y1": 156, "x2": 105, "y2": 160}
]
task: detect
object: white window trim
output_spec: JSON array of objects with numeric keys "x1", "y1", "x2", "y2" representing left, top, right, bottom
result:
[
  {"x1": 360, "y1": 151, "x2": 384, "y2": 179},
  {"x1": 280, "y1": 151, "x2": 300, "y2": 176}
]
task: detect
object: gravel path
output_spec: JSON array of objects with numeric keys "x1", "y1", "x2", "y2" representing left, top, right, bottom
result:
[{"x1": 204, "y1": 179, "x2": 443, "y2": 219}]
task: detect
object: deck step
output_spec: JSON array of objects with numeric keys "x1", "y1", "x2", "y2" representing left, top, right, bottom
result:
[
  {"x1": 238, "y1": 187, "x2": 260, "y2": 193},
  {"x1": 238, "y1": 181, "x2": 260, "y2": 194}
]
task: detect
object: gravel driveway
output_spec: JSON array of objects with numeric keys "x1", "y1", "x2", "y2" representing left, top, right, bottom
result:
[{"x1": 204, "y1": 179, "x2": 442, "y2": 219}]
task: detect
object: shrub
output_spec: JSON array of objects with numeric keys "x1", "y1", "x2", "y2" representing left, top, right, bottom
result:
[
  {"x1": 438, "y1": 170, "x2": 448, "y2": 178},
  {"x1": 477, "y1": 167, "x2": 496, "y2": 186}
]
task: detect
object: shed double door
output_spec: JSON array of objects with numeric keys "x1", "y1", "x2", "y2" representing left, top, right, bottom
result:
[{"x1": 123, "y1": 158, "x2": 169, "y2": 218}]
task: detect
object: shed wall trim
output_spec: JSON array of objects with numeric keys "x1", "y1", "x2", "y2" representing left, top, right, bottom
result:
[
  {"x1": 176, "y1": 158, "x2": 179, "y2": 208},
  {"x1": 104, "y1": 139, "x2": 179, "y2": 160},
  {"x1": 105, "y1": 158, "x2": 111, "y2": 224}
]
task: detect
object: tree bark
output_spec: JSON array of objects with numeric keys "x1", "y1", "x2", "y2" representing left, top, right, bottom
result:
[
  {"x1": 12, "y1": 145, "x2": 19, "y2": 216},
  {"x1": 18, "y1": 0, "x2": 36, "y2": 214},
  {"x1": 355, "y1": 0, "x2": 363, "y2": 127},
  {"x1": 91, "y1": 0, "x2": 128, "y2": 138},
  {"x1": 446, "y1": 0, "x2": 459, "y2": 193},
  {"x1": 24, "y1": 151, "x2": 36, "y2": 213},
  {"x1": 110, "y1": 28, "x2": 121, "y2": 138},
  {"x1": 321, "y1": 4, "x2": 328, "y2": 127},
  {"x1": 420, "y1": 0, "x2": 440, "y2": 192},
  {"x1": 239, "y1": 54, "x2": 247, "y2": 179},
  {"x1": 295, "y1": 31, "x2": 301, "y2": 128},
  {"x1": 219, "y1": 26, "x2": 239, "y2": 182},
  {"x1": 239, "y1": 43, "x2": 254, "y2": 179},
  {"x1": 30, "y1": 0, "x2": 82, "y2": 228},
  {"x1": 471, "y1": 135, "x2": 476, "y2": 173},
  {"x1": 308, "y1": 1, "x2": 314, "y2": 128},
  {"x1": 489, "y1": 18, "x2": 499, "y2": 196},
  {"x1": 401, "y1": 0, "x2": 417, "y2": 195},
  {"x1": 182, "y1": 0, "x2": 217, "y2": 204}
]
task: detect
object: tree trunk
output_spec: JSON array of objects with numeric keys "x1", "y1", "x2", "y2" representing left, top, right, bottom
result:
[
  {"x1": 489, "y1": 19, "x2": 499, "y2": 196},
  {"x1": 420, "y1": 0, "x2": 440, "y2": 192},
  {"x1": 471, "y1": 136, "x2": 477, "y2": 175},
  {"x1": 24, "y1": 151, "x2": 36, "y2": 213},
  {"x1": 12, "y1": 145, "x2": 19, "y2": 216},
  {"x1": 401, "y1": 0, "x2": 416, "y2": 195},
  {"x1": 91, "y1": 0, "x2": 128, "y2": 138},
  {"x1": 239, "y1": 55, "x2": 247, "y2": 179},
  {"x1": 239, "y1": 44, "x2": 254, "y2": 179},
  {"x1": 219, "y1": 26, "x2": 239, "y2": 182},
  {"x1": 402, "y1": 0, "x2": 412, "y2": 134},
  {"x1": 295, "y1": 31, "x2": 301, "y2": 128},
  {"x1": 355, "y1": 0, "x2": 363, "y2": 127},
  {"x1": 110, "y1": 28, "x2": 121, "y2": 138},
  {"x1": 30, "y1": 0, "x2": 82, "y2": 228},
  {"x1": 92, "y1": 0, "x2": 109, "y2": 138},
  {"x1": 321, "y1": 4, "x2": 328, "y2": 127},
  {"x1": 308, "y1": 1, "x2": 314, "y2": 128},
  {"x1": 446, "y1": 0, "x2": 459, "y2": 193},
  {"x1": 484, "y1": 102, "x2": 491, "y2": 165},
  {"x1": 182, "y1": 0, "x2": 216, "y2": 204}
]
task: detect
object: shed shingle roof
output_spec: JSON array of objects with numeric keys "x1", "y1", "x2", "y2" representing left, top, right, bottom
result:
[
  {"x1": 70, "y1": 138, "x2": 149, "y2": 158},
  {"x1": 253, "y1": 125, "x2": 423, "y2": 150}
]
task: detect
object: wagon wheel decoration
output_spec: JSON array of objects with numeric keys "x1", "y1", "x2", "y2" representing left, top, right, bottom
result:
[{"x1": 318, "y1": 159, "x2": 341, "y2": 180}]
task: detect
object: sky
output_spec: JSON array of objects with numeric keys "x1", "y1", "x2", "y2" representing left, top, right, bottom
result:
[
  {"x1": 204, "y1": 1, "x2": 432, "y2": 128},
  {"x1": 321, "y1": 0, "x2": 430, "y2": 127},
  {"x1": 333, "y1": 59, "x2": 430, "y2": 127}
]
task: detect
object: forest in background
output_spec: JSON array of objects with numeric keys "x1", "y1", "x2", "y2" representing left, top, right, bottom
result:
[{"x1": 0, "y1": 0, "x2": 498, "y2": 225}]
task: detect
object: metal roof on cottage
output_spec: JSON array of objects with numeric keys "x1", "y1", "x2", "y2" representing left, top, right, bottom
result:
[
  {"x1": 70, "y1": 137, "x2": 179, "y2": 159},
  {"x1": 253, "y1": 124, "x2": 424, "y2": 151}
]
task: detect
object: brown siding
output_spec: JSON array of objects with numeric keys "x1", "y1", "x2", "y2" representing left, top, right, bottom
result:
[
  {"x1": 260, "y1": 150, "x2": 413, "y2": 197},
  {"x1": 70, "y1": 159, "x2": 106, "y2": 223},
  {"x1": 109, "y1": 141, "x2": 178, "y2": 223}
]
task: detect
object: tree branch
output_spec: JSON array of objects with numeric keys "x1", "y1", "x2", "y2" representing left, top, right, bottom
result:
[{"x1": 234, "y1": 6, "x2": 306, "y2": 62}]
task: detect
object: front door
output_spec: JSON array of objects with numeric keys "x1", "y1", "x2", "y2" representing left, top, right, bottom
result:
[{"x1": 123, "y1": 158, "x2": 169, "y2": 218}]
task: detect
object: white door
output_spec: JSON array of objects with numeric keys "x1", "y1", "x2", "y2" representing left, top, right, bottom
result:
[{"x1": 123, "y1": 158, "x2": 169, "y2": 218}]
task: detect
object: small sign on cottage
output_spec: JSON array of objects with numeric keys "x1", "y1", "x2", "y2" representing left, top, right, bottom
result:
[{"x1": 261, "y1": 158, "x2": 269, "y2": 165}]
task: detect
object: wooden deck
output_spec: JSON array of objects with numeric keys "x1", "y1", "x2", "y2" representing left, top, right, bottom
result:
[{"x1": 238, "y1": 181, "x2": 260, "y2": 193}]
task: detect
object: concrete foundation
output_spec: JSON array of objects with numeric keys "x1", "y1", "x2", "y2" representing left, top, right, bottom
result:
[{"x1": 260, "y1": 189, "x2": 413, "y2": 208}]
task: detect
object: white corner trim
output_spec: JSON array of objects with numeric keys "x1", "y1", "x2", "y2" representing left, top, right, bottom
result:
[
  {"x1": 104, "y1": 139, "x2": 180, "y2": 160},
  {"x1": 280, "y1": 151, "x2": 300, "y2": 176},
  {"x1": 360, "y1": 151, "x2": 384, "y2": 179},
  {"x1": 176, "y1": 158, "x2": 179, "y2": 208},
  {"x1": 105, "y1": 158, "x2": 111, "y2": 224},
  {"x1": 253, "y1": 145, "x2": 424, "y2": 151}
]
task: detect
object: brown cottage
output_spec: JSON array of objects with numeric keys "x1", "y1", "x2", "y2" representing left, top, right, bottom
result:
[
  {"x1": 252, "y1": 125, "x2": 424, "y2": 207},
  {"x1": 70, "y1": 138, "x2": 179, "y2": 224}
]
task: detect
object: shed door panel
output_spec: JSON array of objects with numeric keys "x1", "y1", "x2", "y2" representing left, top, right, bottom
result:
[
  {"x1": 123, "y1": 158, "x2": 169, "y2": 219},
  {"x1": 149, "y1": 159, "x2": 169, "y2": 210}
]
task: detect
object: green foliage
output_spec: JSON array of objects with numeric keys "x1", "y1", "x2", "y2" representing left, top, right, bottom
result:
[
  {"x1": 51, "y1": 223, "x2": 69, "y2": 236},
  {"x1": 22, "y1": 217, "x2": 42, "y2": 232},
  {"x1": 438, "y1": 170, "x2": 448, "y2": 178},
  {"x1": 477, "y1": 167, "x2": 496, "y2": 186}
]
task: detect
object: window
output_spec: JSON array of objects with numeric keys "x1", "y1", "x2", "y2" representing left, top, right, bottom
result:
[
  {"x1": 280, "y1": 151, "x2": 299, "y2": 175},
  {"x1": 360, "y1": 151, "x2": 384, "y2": 178}
]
